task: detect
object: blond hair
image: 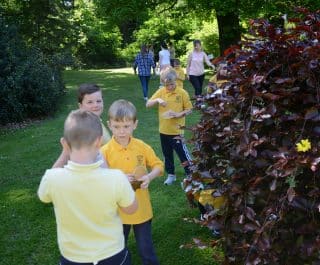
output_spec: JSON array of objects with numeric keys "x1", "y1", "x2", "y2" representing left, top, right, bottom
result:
[
  {"x1": 108, "y1": 99, "x2": 137, "y2": 122},
  {"x1": 64, "y1": 109, "x2": 102, "y2": 149},
  {"x1": 160, "y1": 67, "x2": 177, "y2": 85}
]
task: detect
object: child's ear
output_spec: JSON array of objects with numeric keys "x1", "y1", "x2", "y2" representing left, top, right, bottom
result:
[
  {"x1": 95, "y1": 136, "x2": 103, "y2": 148},
  {"x1": 61, "y1": 137, "x2": 71, "y2": 152},
  {"x1": 134, "y1": 120, "x2": 138, "y2": 129},
  {"x1": 107, "y1": 120, "x2": 111, "y2": 129}
]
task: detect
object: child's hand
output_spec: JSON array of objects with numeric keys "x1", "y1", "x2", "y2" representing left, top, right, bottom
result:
[
  {"x1": 139, "y1": 174, "x2": 151, "y2": 189},
  {"x1": 157, "y1": 98, "x2": 167, "y2": 107},
  {"x1": 126, "y1": 174, "x2": 135, "y2": 183}
]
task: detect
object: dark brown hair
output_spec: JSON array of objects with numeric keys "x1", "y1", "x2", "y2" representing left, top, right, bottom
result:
[{"x1": 77, "y1": 83, "x2": 101, "y2": 104}]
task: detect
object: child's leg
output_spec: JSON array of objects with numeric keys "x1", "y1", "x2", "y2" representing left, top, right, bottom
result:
[
  {"x1": 172, "y1": 136, "x2": 192, "y2": 175},
  {"x1": 160, "y1": 134, "x2": 175, "y2": 175},
  {"x1": 123, "y1": 224, "x2": 132, "y2": 245},
  {"x1": 132, "y1": 220, "x2": 160, "y2": 265}
]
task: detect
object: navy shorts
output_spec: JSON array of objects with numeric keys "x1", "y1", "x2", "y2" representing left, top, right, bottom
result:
[{"x1": 59, "y1": 248, "x2": 131, "y2": 265}]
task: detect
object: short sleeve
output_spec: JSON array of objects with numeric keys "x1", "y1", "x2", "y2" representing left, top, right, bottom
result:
[
  {"x1": 145, "y1": 144, "x2": 164, "y2": 175},
  {"x1": 149, "y1": 88, "x2": 162, "y2": 101},
  {"x1": 38, "y1": 171, "x2": 52, "y2": 203},
  {"x1": 182, "y1": 90, "x2": 193, "y2": 110}
]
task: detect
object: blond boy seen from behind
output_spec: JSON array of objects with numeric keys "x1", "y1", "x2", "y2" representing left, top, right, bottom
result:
[
  {"x1": 38, "y1": 109, "x2": 137, "y2": 265},
  {"x1": 100, "y1": 99, "x2": 164, "y2": 265}
]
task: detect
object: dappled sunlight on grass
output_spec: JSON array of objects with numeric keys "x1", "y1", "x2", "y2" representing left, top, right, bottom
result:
[{"x1": 5, "y1": 188, "x2": 34, "y2": 202}]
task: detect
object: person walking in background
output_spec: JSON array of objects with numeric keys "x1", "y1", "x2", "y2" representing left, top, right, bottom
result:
[
  {"x1": 101, "y1": 99, "x2": 163, "y2": 265},
  {"x1": 158, "y1": 41, "x2": 171, "y2": 72},
  {"x1": 146, "y1": 68, "x2": 193, "y2": 186},
  {"x1": 133, "y1": 45, "x2": 156, "y2": 101},
  {"x1": 186, "y1": 39, "x2": 215, "y2": 96},
  {"x1": 38, "y1": 109, "x2": 138, "y2": 265},
  {"x1": 168, "y1": 41, "x2": 175, "y2": 67}
]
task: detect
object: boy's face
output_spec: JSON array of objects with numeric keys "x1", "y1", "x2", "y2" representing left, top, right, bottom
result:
[
  {"x1": 79, "y1": 91, "x2": 103, "y2": 117},
  {"x1": 108, "y1": 119, "x2": 138, "y2": 145},
  {"x1": 165, "y1": 81, "x2": 176, "y2": 92}
]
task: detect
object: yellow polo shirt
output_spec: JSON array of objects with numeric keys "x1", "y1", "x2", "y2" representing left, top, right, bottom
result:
[
  {"x1": 100, "y1": 137, "x2": 164, "y2": 224},
  {"x1": 150, "y1": 86, "x2": 193, "y2": 135},
  {"x1": 174, "y1": 66, "x2": 185, "y2": 89},
  {"x1": 209, "y1": 74, "x2": 228, "y2": 88},
  {"x1": 38, "y1": 160, "x2": 135, "y2": 263}
]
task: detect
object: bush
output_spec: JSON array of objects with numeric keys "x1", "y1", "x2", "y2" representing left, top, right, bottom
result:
[
  {"x1": 0, "y1": 17, "x2": 65, "y2": 125},
  {"x1": 187, "y1": 7, "x2": 320, "y2": 264}
]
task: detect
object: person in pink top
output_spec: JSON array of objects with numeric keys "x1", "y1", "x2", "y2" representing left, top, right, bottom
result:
[{"x1": 186, "y1": 39, "x2": 215, "y2": 96}]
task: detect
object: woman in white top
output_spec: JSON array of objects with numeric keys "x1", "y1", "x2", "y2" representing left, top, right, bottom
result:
[
  {"x1": 158, "y1": 42, "x2": 171, "y2": 71},
  {"x1": 186, "y1": 39, "x2": 215, "y2": 96}
]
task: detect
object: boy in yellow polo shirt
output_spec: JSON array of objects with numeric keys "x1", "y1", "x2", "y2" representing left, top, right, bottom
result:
[
  {"x1": 146, "y1": 68, "x2": 193, "y2": 185},
  {"x1": 173, "y1": 59, "x2": 185, "y2": 89},
  {"x1": 100, "y1": 99, "x2": 163, "y2": 265}
]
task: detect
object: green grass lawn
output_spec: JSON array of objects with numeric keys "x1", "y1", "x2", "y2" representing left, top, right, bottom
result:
[{"x1": 0, "y1": 68, "x2": 222, "y2": 265}]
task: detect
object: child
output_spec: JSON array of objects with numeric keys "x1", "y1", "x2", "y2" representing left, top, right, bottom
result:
[
  {"x1": 38, "y1": 109, "x2": 138, "y2": 265},
  {"x1": 207, "y1": 62, "x2": 228, "y2": 92},
  {"x1": 146, "y1": 68, "x2": 193, "y2": 185},
  {"x1": 52, "y1": 83, "x2": 110, "y2": 168},
  {"x1": 100, "y1": 99, "x2": 164, "y2": 265},
  {"x1": 172, "y1": 59, "x2": 185, "y2": 89}
]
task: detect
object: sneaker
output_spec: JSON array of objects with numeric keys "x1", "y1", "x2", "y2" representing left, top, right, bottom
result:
[
  {"x1": 164, "y1": 174, "x2": 176, "y2": 185},
  {"x1": 211, "y1": 229, "x2": 221, "y2": 237},
  {"x1": 144, "y1": 97, "x2": 148, "y2": 101}
]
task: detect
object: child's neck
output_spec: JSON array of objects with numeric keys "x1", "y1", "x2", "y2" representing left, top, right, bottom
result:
[
  {"x1": 115, "y1": 136, "x2": 131, "y2": 147},
  {"x1": 69, "y1": 148, "x2": 98, "y2": 164}
]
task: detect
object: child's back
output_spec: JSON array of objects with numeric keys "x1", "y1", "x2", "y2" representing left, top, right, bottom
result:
[
  {"x1": 38, "y1": 110, "x2": 137, "y2": 265},
  {"x1": 39, "y1": 165, "x2": 133, "y2": 261}
]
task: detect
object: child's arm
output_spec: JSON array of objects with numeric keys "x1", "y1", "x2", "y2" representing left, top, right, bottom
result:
[
  {"x1": 164, "y1": 109, "x2": 192, "y2": 119},
  {"x1": 120, "y1": 197, "x2": 138, "y2": 215},
  {"x1": 139, "y1": 167, "x2": 162, "y2": 189},
  {"x1": 52, "y1": 137, "x2": 70, "y2": 168},
  {"x1": 146, "y1": 98, "x2": 166, "y2": 107}
]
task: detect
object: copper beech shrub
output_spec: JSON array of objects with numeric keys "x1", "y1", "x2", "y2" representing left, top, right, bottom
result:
[{"x1": 186, "y1": 7, "x2": 320, "y2": 265}]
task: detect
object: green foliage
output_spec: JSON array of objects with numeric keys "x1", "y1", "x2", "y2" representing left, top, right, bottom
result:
[
  {"x1": 0, "y1": 16, "x2": 65, "y2": 125},
  {"x1": 188, "y1": 7, "x2": 320, "y2": 264}
]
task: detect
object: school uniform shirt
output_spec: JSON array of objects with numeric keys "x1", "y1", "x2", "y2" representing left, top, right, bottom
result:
[
  {"x1": 100, "y1": 137, "x2": 164, "y2": 224},
  {"x1": 174, "y1": 66, "x2": 186, "y2": 89},
  {"x1": 150, "y1": 86, "x2": 193, "y2": 135},
  {"x1": 209, "y1": 74, "x2": 228, "y2": 88},
  {"x1": 38, "y1": 160, "x2": 135, "y2": 263}
]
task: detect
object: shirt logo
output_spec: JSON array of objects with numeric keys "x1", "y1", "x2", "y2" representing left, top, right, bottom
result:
[
  {"x1": 175, "y1": 95, "x2": 182, "y2": 103},
  {"x1": 136, "y1": 155, "x2": 144, "y2": 166}
]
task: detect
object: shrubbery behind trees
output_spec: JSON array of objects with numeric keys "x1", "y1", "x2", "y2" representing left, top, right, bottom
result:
[{"x1": 0, "y1": 16, "x2": 65, "y2": 125}]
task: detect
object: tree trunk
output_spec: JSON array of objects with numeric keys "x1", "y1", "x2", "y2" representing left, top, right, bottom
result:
[{"x1": 216, "y1": 11, "x2": 241, "y2": 56}]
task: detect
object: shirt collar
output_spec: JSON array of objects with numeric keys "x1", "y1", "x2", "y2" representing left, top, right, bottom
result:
[
  {"x1": 110, "y1": 136, "x2": 135, "y2": 151},
  {"x1": 65, "y1": 160, "x2": 103, "y2": 171}
]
